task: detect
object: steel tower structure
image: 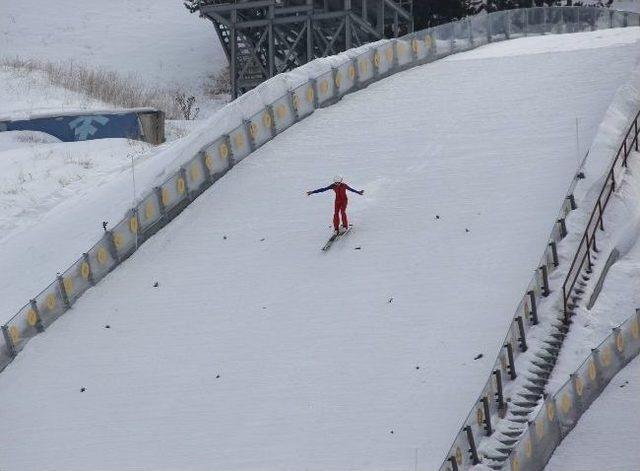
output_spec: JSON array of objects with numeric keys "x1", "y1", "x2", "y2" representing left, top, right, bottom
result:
[{"x1": 198, "y1": 0, "x2": 414, "y2": 98}]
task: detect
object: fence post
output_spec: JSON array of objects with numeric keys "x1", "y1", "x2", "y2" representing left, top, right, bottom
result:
[
  {"x1": 557, "y1": 217, "x2": 567, "y2": 238},
  {"x1": 467, "y1": 18, "x2": 473, "y2": 47},
  {"x1": 481, "y1": 396, "x2": 493, "y2": 435},
  {"x1": 487, "y1": 13, "x2": 492, "y2": 43},
  {"x1": 516, "y1": 316, "x2": 528, "y2": 351},
  {"x1": 567, "y1": 194, "x2": 577, "y2": 210},
  {"x1": 82, "y1": 252, "x2": 95, "y2": 287},
  {"x1": 464, "y1": 425, "x2": 480, "y2": 465},
  {"x1": 57, "y1": 273, "x2": 71, "y2": 308},
  {"x1": 448, "y1": 456, "x2": 459, "y2": 471},
  {"x1": 29, "y1": 299, "x2": 45, "y2": 333},
  {"x1": 505, "y1": 342, "x2": 517, "y2": 379},
  {"x1": 505, "y1": 10, "x2": 511, "y2": 39},
  {"x1": 493, "y1": 369, "x2": 506, "y2": 411},
  {"x1": 549, "y1": 241, "x2": 559, "y2": 267},
  {"x1": 635, "y1": 120, "x2": 638, "y2": 152},
  {"x1": 528, "y1": 290, "x2": 539, "y2": 325},
  {"x1": 524, "y1": 8, "x2": 529, "y2": 36},
  {"x1": 539, "y1": 265, "x2": 550, "y2": 297}
]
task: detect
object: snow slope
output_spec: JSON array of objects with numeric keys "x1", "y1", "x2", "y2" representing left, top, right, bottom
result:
[
  {"x1": 546, "y1": 354, "x2": 640, "y2": 471},
  {"x1": 0, "y1": 0, "x2": 225, "y2": 93},
  {"x1": 0, "y1": 30, "x2": 639, "y2": 471}
]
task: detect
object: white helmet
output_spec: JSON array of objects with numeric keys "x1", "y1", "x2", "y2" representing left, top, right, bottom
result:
[{"x1": 333, "y1": 175, "x2": 343, "y2": 183}]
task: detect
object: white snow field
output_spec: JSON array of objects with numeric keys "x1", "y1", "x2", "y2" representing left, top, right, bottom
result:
[
  {"x1": 1, "y1": 29, "x2": 640, "y2": 471},
  {"x1": 0, "y1": 0, "x2": 225, "y2": 92},
  {"x1": 546, "y1": 355, "x2": 640, "y2": 471}
]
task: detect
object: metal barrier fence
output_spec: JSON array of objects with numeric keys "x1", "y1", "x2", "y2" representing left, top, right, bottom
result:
[
  {"x1": 0, "y1": 6, "x2": 638, "y2": 466},
  {"x1": 562, "y1": 108, "x2": 640, "y2": 323},
  {"x1": 504, "y1": 309, "x2": 640, "y2": 471}
]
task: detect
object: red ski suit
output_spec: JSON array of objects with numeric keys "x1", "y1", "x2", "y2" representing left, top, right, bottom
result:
[{"x1": 308, "y1": 182, "x2": 363, "y2": 231}]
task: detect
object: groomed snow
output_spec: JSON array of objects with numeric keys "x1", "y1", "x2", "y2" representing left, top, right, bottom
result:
[
  {"x1": 546, "y1": 355, "x2": 640, "y2": 471},
  {"x1": 0, "y1": 29, "x2": 639, "y2": 471}
]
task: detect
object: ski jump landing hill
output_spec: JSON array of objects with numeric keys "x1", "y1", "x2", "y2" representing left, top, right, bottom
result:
[{"x1": 1, "y1": 6, "x2": 640, "y2": 471}]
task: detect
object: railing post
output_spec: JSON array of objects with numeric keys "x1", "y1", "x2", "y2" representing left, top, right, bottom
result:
[
  {"x1": 567, "y1": 194, "x2": 577, "y2": 210},
  {"x1": 82, "y1": 252, "x2": 95, "y2": 287},
  {"x1": 557, "y1": 217, "x2": 567, "y2": 238},
  {"x1": 505, "y1": 342, "x2": 517, "y2": 379},
  {"x1": 29, "y1": 299, "x2": 45, "y2": 333},
  {"x1": 493, "y1": 369, "x2": 506, "y2": 411},
  {"x1": 505, "y1": 10, "x2": 511, "y2": 39},
  {"x1": 563, "y1": 288, "x2": 570, "y2": 324},
  {"x1": 539, "y1": 265, "x2": 550, "y2": 297},
  {"x1": 516, "y1": 316, "x2": 528, "y2": 351},
  {"x1": 487, "y1": 13, "x2": 492, "y2": 43},
  {"x1": 549, "y1": 241, "x2": 559, "y2": 267},
  {"x1": 528, "y1": 290, "x2": 539, "y2": 325},
  {"x1": 598, "y1": 200, "x2": 604, "y2": 231},
  {"x1": 481, "y1": 396, "x2": 493, "y2": 435},
  {"x1": 57, "y1": 273, "x2": 71, "y2": 308},
  {"x1": 447, "y1": 456, "x2": 459, "y2": 471},
  {"x1": 464, "y1": 425, "x2": 480, "y2": 465},
  {"x1": 635, "y1": 120, "x2": 638, "y2": 152}
]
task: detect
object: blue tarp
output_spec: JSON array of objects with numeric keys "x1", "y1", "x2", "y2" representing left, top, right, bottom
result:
[{"x1": 0, "y1": 112, "x2": 142, "y2": 142}]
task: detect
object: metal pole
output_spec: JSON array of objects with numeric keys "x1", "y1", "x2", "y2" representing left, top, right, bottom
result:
[{"x1": 131, "y1": 154, "x2": 138, "y2": 251}]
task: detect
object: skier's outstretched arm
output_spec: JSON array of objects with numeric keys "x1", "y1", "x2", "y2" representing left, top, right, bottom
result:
[
  {"x1": 345, "y1": 184, "x2": 364, "y2": 195},
  {"x1": 307, "y1": 184, "x2": 334, "y2": 196}
]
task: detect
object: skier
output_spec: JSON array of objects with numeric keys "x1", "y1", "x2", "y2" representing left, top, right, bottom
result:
[{"x1": 307, "y1": 176, "x2": 364, "y2": 234}]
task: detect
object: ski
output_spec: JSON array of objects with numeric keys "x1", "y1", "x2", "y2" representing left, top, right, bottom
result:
[{"x1": 321, "y1": 227, "x2": 351, "y2": 252}]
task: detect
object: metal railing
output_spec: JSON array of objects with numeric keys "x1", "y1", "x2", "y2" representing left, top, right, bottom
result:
[{"x1": 562, "y1": 109, "x2": 640, "y2": 322}]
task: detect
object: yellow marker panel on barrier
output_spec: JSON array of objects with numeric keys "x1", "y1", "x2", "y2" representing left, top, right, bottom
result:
[
  {"x1": 8, "y1": 325, "x2": 19, "y2": 344},
  {"x1": 632, "y1": 319, "x2": 639, "y2": 339},
  {"x1": 113, "y1": 233, "x2": 124, "y2": 249},
  {"x1": 385, "y1": 47, "x2": 393, "y2": 62},
  {"x1": 546, "y1": 401, "x2": 555, "y2": 421},
  {"x1": 249, "y1": 122, "x2": 258, "y2": 139},
  {"x1": 616, "y1": 332, "x2": 625, "y2": 352},
  {"x1": 63, "y1": 277, "x2": 73, "y2": 296},
  {"x1": 161, "y1": 188, "x2": 170, "y2": 206},
  {"x1": 476, "y1": 407, "x2": 484, "y2": 426},
  {"x1": 425, "y1": 35, "x2": 432, "y2": 48},
  {"x1": 511, "y1": 457, "x2": 520, "y2": 471},
  {"x1": 535, "y1": 419, "x2": 544, "y2": 439},
  {"x1": 588, "y1": 360, "x2": 597, "y2": 381},
  {"x1": 335, "y1": 71, "x2": 343, "y2": 87},
  {"x1": 525, "y1": 439, "x2": 532, "y2": 458},
  {"x1": 27, "y1": 309, "x2": 38, "y2": 327},
  {"x1": 220, "y1": 142, "x2": 229, "y2": 159},
  {"x1": 205, "y1": 154, "x2": 214, "y2": 171},
  {"x1": 320, "y1": 80, "x2": 329, "y2": 95},
  {"x1": 374, "y1": 52, "x2": 381, "y2": 67},
  {"x1": 348, "y1": 64, "x2": 356, "y2": 80},
  {"x1": 292, "y1": 94, "x2": 301, "y2": 111},
  {"x1": 176, "y1": 177, "x2": 186, "y2": 195},
  {"x1": 81, "y1": 261, "x2": 91, "y2": 280},
  {"x1": 263, "y1": 112, "x2": 272, "y2": 128},
  {"x1": 412, "y1": 39, "x2": 419, "y2": 53},
  {"x1": 575, "y1": 377, "x2": 584, "y2": 396},
  {"x1": 97, "y1": 247, "x2": 108, "y2": 265},
  {"x1": 130, "y1": 217, "x2": 138, "y2": 234},
  {"x1": 306, "y1": 87, "x2": 314, "y2": 103}
]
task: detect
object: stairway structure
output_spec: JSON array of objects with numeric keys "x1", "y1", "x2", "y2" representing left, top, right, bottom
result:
[{"x1": 197, "y1": 0, "x2": 414, "y2": 98}]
